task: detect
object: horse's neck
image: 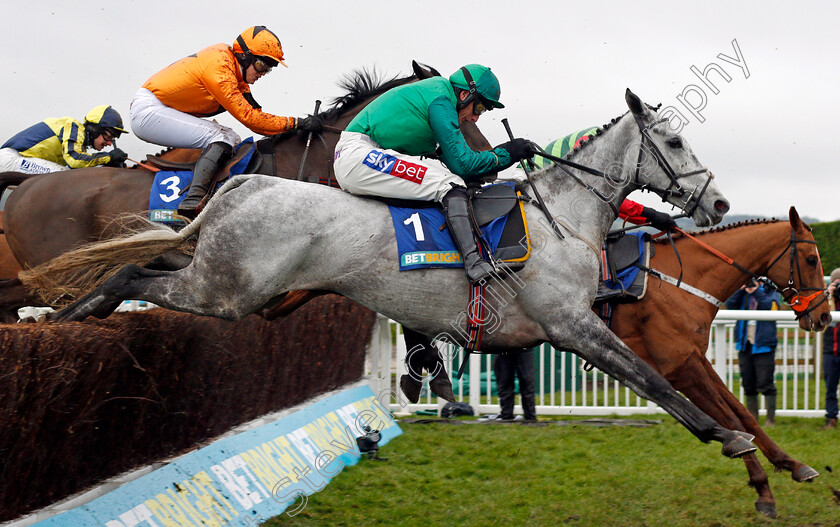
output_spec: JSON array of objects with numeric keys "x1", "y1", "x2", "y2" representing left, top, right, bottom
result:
[
  {"x1": 537, "y1": 116, "x2": 639, "y2": 246},
  {"x1": 665, "y1": 223, "x2": 790, "y2": 300}
]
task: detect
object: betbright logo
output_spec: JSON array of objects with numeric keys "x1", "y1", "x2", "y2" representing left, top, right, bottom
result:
[{"x1": 362, "y1": 149, "x2": 427, "y2": 184}]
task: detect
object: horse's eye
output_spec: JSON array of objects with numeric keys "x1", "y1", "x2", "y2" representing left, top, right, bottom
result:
[
  {"x1": 806, "y1": 255, "x2": 817, "y2": 266},
  {"x1": 667, "y1": 138, "x2": 683, "y2": 149}
]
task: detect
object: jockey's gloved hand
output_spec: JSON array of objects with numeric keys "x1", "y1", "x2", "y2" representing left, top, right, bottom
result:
[
  {"x1": 297, "y1": 115, "x2": 324, "y2": 134},
  {"x1": 107, "y1": 148, "x2": 128, "y2": 167},
  {"x1": 642, "y1": 207, "x2": 678, "y2": 231},
  {"x1": 497, "y1": 138, "x2": 538, "y2": 162}
]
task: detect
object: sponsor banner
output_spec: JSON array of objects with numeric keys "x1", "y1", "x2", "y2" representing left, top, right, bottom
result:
[
  {"x1": 362, "y1": 149, "x2": 427, "y2": 184},
  {"x1": 35, "y1": 385, "x2": 400, "y2": 527},
  {"x1": 401, "y1": 250, "x2": 462, "y2": 267}
]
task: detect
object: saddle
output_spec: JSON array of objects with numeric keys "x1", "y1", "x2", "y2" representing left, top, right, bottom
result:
[
  {"x1": 145, "y1": 141, "x2": 262, "y2": 177},
  {"x1": 593, "y1": 232, "x2": 653, "y2": 306}
]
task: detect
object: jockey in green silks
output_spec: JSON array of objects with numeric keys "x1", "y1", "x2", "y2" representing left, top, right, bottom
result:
[{"x1": 333, "y1": 64, "x2": 537, "y2": 283}]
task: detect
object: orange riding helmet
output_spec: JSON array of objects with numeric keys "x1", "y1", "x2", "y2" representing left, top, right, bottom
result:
[{"x1": 232, "y1": 26, "x2": 287, "y2": 69}]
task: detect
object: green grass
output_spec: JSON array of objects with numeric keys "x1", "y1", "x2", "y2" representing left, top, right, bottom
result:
[{"x1": 263, "y1": 415, "x2": 840, "y2": 527}]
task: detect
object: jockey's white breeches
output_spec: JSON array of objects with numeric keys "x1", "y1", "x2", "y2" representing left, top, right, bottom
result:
[
  {"x1": 0, "y1": 148, "x2": 67, "y2": 174},
  {"x1": 129, "y1": 88, "x2": 241, "y2": 150},
  {"x1": 334, "y1": 131, "x2": 464, "y2": 203}
]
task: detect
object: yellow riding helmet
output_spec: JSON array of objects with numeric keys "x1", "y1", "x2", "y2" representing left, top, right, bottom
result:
[
  {"x1": 232, "y1": 26, "x2": 287, "y2": 68},
  {"x1": 84, "y1": 105, "x2": 128, "y2": 135}
]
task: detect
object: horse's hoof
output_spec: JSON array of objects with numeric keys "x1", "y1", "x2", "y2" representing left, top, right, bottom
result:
[
  {"x1": 429, "y1": 374, "x2": 456, "y2": 403},
  {"x1": 399, "y1": 375, "x2": 422, "y2": 404},
  {"x1": 792, "y1": 464, "x2": 819, "y2": 482},
  {"x1": 721, "y1": 431, "x2": 756, "y2": 458},
  {"x1": 755, "y1": 499, "x2": 777, "y2": 518}
]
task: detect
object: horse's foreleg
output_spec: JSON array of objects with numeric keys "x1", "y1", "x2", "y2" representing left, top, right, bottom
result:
[
  {"x1": 260, "y1": 290, "x2": 327, "y2": 320},
  {"x1": 666, "y1": 356, "x2": 778, "y2": 517},
  {"x1": 0, "y1": 278, "x2": 43, "y2": 322},
  {"x1": 548, "y1": 312, "x2": 755, "y2": 458},
  {"x1": 696, "y1": 358, "x2": 818, "y2": 483}
]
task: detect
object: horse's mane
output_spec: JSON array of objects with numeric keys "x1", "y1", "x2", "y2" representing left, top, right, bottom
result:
[
  {"x1": 564, "y1": 102, "x2": 662, "y2": 161},
  {"x1": 321, "y1": 68, "x2": 412, "y2": 122},
  {"x1": 263, "y1": 68, "x2": 413, "y2": 147},
  {"x1": 650, "y1": 218, "x2": 783, "y2": 244},
  {"x1": 564, "y1": 111, "x2": 629, "y2": 160}
]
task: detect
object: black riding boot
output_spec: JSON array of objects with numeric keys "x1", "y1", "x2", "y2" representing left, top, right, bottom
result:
[
  {"x1": 442, "y1": 186, "x2": 494, "y2": 283},
  {"x1": 177, "y1": 142, "x2": 233, "y2": 219}
]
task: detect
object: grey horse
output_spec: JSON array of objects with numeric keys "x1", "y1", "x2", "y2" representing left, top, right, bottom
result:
[{"x1": 28, "y1": 89, "x2": 755, "y2": 460}]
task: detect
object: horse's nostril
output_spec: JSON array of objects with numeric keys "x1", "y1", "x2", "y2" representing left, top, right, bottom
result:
[
  {"x1": 715, "y1": 200, "x2": 730, "y2": 214},
  {"x1": 821, "y1": 313, "x2": 832, "y2": 326}
]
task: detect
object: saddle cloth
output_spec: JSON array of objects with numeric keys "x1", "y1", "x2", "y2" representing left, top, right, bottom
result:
[
  {"x1": 593, "y1": 232, "x2": 652, "y2": 305},
  {"x1": 388, "y1": 182, "x2": 530, "y2": 271},
  {"x1": 148, "y1": 138, "x2": 256, "y2": 223}
]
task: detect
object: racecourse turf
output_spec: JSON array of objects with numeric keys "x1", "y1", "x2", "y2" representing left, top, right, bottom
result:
[{"x1": 264, "y1": 414, "x2": 840, "y2": 527}]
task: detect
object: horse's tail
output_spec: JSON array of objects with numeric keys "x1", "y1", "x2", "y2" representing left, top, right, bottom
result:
[{"x1": 18, "y1": 176, "x2": 252, "y2": 306}]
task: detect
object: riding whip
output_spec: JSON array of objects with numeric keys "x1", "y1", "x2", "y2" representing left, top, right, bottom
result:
[
  {"x1": 501, "y1": 118, "x2": 564, "y2": 240},
  {"x1": 296, "y1": 99, "x2": 321, "y2": 181}
]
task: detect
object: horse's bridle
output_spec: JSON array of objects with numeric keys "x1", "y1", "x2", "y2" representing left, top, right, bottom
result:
[
  {"x1": 761, "y1": 228, "x2": 828, "y2": 320},
  {"x1": 533, "y1": 112, "x2": 714, "y2": 230},
  {"x1": 670, "y1": 226, "x2": 827, "y2": 322},
  {"x1": 629, "y1": 113, "x2": 714, "y2": 219}
]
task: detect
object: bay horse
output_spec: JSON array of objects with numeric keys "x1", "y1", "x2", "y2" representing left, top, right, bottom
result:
[
  {"x1": 607, "y1": 211, "x2": 828, "y2": 517},
  {"x1": 0, "y1": 148, "x2": 199, "y2": 320},
  {"x1": 395, "y1": 210, "x2": 829, "y2": 517},
  {"x1": 23, "y1": 90, "x2": 771, "y2": 479},
  {"x1": 0, "y1": 63, "x2": 468, "y2": 321}
]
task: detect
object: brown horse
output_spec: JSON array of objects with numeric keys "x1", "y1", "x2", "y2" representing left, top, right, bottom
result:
[
  {"x1": 1, "y1": 63, "x2": 479, "y2": 320},
  {"x1": 267, "y1": 208, "x2": 829, "y2": 518},
  {"x1": 607, "y1": 209, "x2": 829, "y2": 518},
  {"x1": 0, "y1": 214, "x2": 21, "y2": 280},
  {"x1": 0, "y1": 149, "x2": 200, "y2": 320}
]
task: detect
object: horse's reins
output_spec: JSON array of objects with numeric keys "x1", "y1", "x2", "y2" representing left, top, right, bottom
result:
[
  {"x1": 645, "y1": 226, "x2": 827, "y2": 320},
  {"x1": 522, "y1": 113, "x2": 714, "y2": 244}
]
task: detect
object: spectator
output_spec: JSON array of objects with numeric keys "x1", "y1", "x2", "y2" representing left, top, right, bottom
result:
[
  {"x1": 493, "y1": 349, "x2": 537, "y2": 422},
  {"x1": 726, "y1": 279, "x2": 781, "y2": 426},
  {"x1": 823, "y1": 268, "x2": 840, "y2": 429}
]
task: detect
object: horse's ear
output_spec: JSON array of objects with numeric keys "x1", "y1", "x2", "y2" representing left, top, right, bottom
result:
[
  {"x1": 412, "y1": 61, "x2": 441, "y2": 79},
  {"x1": 625, "y1": 88, "x2": 647, "y2": 117},
  {"x1": 788, "y1": 206, "x2": 812, "y2": 232}
]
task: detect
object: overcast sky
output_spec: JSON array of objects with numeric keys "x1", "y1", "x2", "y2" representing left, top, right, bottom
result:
[{"x1": 3, "y1": 1, "x2": 838, "y2": 221}]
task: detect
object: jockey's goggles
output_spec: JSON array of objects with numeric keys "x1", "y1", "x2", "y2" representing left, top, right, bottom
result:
[
  {"x1": 253, "y1": 56, "x2": 278, "y2": 73},
  {"x1": 101, "y1": 129, "x2": 117, "y2": 141},
  {"x1": 473, "y1": 97, "x2": 493, "y2": 116}
]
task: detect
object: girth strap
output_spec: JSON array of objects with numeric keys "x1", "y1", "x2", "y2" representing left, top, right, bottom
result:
[{"x1": 636, "y1": 264, "x2": 724, "y2": 308}]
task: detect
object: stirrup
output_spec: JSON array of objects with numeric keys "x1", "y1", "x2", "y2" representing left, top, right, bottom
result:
[{"x1": 465, "y1": 257, "x2": 495, "y2": 283}]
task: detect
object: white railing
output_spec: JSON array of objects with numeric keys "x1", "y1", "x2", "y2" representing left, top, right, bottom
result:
[{"x1": 365, "y1": 311, "x2": 836, "y2": 418}]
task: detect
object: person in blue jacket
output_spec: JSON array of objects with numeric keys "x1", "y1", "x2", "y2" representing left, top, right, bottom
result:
[
  {"x1": 726, "y1": 279, "x2": 781, "y2": 426},
  {"x1": 822, "y1": 268, "x2": 840, "y2": 429}
]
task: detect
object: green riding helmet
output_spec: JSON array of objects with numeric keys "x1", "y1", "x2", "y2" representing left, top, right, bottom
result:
[{"x1": 449, "y1": 64, "x2": 505, "y2": 109}]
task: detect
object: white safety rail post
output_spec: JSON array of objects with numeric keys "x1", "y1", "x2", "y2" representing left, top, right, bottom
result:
[
  {"x1": 373, "y1": 313, "x2": 835, "y2": 417},
  {"x1": 712, "y1": 309, "x2": 836, "y2": 417},
  {"x1": 366, "y1": 314, "x2": 394, "y2": 406}
]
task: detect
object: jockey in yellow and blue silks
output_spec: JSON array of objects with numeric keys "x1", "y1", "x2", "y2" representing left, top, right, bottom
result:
[
  {"x1": 334, "y1": 64, "x2": 537, "y2": 283},
  {"x1": 0, "y1": 106, "x2": 129, "y2": 174}
]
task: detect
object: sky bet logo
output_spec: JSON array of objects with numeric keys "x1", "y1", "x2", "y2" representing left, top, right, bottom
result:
[{"x1": 363, "y1": 149, "x2": 427, "y2": 184}]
